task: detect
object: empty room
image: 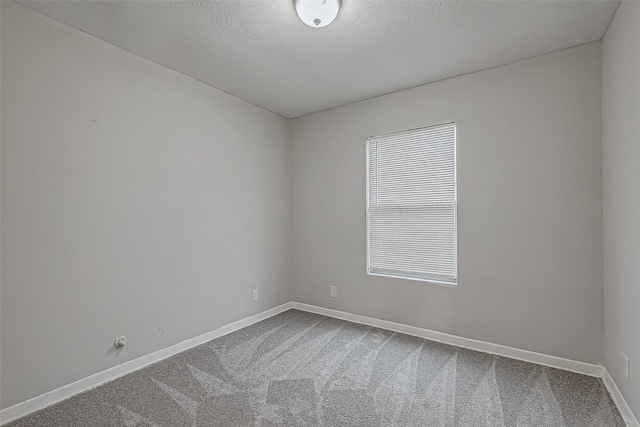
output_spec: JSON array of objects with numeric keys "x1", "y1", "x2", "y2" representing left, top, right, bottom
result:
[{"x1": 1, "y1": 0, "x2": 638, "y2": 426}]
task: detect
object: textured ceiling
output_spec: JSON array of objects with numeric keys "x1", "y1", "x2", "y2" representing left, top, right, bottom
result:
[{"x1": 20, "y1": 0, "x2": 619, "y2": 118}]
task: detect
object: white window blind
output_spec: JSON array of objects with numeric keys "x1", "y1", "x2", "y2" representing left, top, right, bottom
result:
[{"x1": 367, "y1": 123, "x2": 457, "y2": 284}]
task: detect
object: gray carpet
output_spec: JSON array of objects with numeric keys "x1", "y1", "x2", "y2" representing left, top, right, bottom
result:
[{"x1": 6, "y1": 309, "x2": 625, "y2": 426}]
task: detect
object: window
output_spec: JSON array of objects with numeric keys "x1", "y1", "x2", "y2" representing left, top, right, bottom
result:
[{"x1": 366, "y1": 122, "x2": 457, "y2": 285}]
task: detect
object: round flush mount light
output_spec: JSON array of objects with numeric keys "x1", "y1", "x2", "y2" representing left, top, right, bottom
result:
[{"x1": 294, "y1": 0, "x2": 341, "y2": 28}]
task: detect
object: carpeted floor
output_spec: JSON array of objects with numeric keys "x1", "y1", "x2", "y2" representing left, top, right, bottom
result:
[{"x1": 6, "y1": 309, "x2": 625, "y2": 426}]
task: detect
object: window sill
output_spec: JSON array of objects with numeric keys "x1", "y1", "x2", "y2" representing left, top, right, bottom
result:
[{"x1": 367, "y1": 271, "x2": 457, "y2": 287}]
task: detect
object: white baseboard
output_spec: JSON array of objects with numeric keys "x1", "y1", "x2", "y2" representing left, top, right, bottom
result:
[
  {"x1": 291, "y1": 302, "x2": 604, "y2": 377},
  {"x1": 0, "y1": 302, "x2": 293, "y2": 425},
  {"x1": 4, "y1": 301, "x2": 636, "y2": 427},
  {"x1": 603, "y1": 368, "x2": 640, "y2": 427},
  {"x1": 291, "y1": 302, "x2": 640, "y2": 424}
]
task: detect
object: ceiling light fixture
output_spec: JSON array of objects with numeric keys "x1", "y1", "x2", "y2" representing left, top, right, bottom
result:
[{"x1": 294, "y1": 0, "x2": 341, "y2": 28}]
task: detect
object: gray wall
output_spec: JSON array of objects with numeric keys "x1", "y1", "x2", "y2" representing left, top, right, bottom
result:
[
  {"x1": 602, "y1": 1, "x2": 640, "y2": 417},
  {"x1": 0, "y1": 2, "x2": 291, "y2": 409},
  {"x1": 291, "y1": 43, "x2": 604, "y2": 364}
]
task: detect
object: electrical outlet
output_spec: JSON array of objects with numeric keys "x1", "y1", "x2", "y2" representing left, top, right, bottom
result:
[
  {"x1": 330, "y1": 285, "x2": 337, "y2": 298},
  {"x1": 252, "y1": 288, "x2": 259, "y2": 302},
  {"x1": 623, "y1": 353, "x2": 629, "y2": 381}
]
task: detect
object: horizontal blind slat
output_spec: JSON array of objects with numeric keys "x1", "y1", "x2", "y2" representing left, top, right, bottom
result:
[{"x1": 367, "y1": 122, "x2": 456, "y2": 281}]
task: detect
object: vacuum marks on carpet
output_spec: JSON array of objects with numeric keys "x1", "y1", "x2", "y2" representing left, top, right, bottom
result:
[{"x1": 7, "y1": 310, "x2": 626, "y2": 426}]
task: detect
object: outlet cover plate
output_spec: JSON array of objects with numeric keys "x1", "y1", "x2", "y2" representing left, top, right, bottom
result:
[
  {"x1": 252, "y1": 289, "x2": 259, "y2": 302},
  {"x1": 623, "y1": 353, "x2": 629, "y2": 381},
  {"x1": 330, "y1": 286, "x2": 337, "y2": 298}
]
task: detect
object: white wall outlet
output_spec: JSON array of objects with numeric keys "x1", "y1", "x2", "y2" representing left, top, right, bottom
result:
[
  {"x1": 252, "y1": 288, "x2": 259, "y2": 302},
  {"x1": 330, "y1": 285, "x2": 337, "y2": 298},
  {"x1": 114, "y1": 336, "x2": 126, "y2": 350},
  {"x1": 623, "y1": 353, "x2": 629, "y2": 381}
]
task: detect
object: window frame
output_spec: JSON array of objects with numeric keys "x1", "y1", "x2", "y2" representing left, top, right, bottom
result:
[{"x1": 365, "y1": 123, "x2": 458, "y2": 286}]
